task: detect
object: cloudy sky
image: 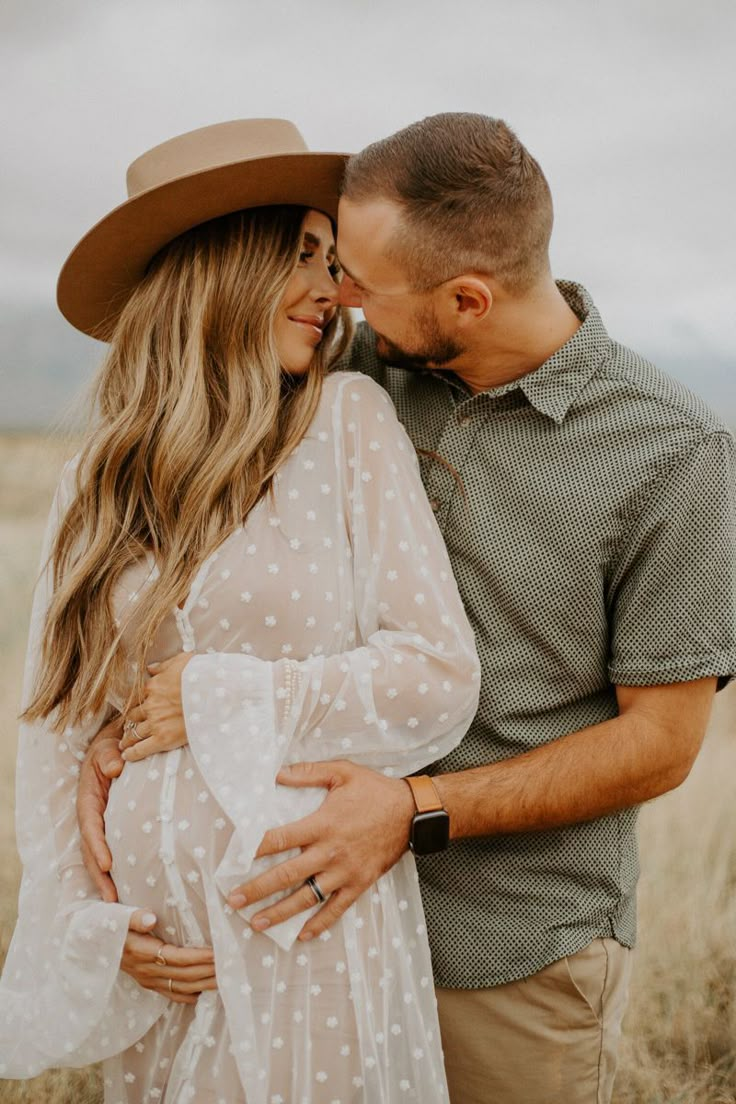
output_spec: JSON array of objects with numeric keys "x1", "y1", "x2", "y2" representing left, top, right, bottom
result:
[{"x1": 1, "y1": 0, "x2": 734, "y2": 375}]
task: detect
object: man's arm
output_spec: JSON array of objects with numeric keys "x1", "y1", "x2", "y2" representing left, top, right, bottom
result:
[
  {"x1": 433, "y1": 678, "x2": 716, "y2": 839},
  {"x1": 77, "y1": 717, "x2": 125, "y2": 902},
  {"x1": 232, "y1": 677, "x2": 716, "y2": 939}
]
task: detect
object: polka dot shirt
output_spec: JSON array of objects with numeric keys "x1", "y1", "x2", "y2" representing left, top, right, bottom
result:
[{"x1": 339, "y1": 281, "x2": 736, "y2": 988}]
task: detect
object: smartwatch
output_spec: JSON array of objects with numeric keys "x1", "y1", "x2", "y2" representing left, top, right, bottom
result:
[{"x1": 405, "y1": 775, "x2": 450, "y2": 855}]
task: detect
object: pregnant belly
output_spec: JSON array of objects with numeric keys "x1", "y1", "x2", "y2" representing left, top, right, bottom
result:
[{"x1": 105, "y1": 748, "x2": 230, "y2": 945}]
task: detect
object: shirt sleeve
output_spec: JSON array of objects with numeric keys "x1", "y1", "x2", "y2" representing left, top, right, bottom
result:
[
  {"x1": 608, "y1": 430, "x2": 736, "y2": 688},
  {"x1": 181, "y1": 375, "x2": 480, "y2": 946},
  {"x1": 0, "y1": 462, "x2": 164, "y2": 1078}
]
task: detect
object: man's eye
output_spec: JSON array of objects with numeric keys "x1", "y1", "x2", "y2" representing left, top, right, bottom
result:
[
  {"x1": 299, "y1": 250, "x2": 315, "y2": 264},
  {"x1": 329, "y1": 262, "x2": 342, "y2": 280}
]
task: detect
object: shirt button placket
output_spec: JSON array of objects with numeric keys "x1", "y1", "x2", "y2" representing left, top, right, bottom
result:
[{"x1": 428, "y1": 405, "x2": 476, "y2": 529}]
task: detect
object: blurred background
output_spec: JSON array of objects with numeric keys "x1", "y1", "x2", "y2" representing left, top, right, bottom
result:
[
  {"x1": 0, "y1": 1, "x2": 734, "y2": 1101},
  {"x1": 0, "y1": 0, "x2": 734, "y2": 429}
]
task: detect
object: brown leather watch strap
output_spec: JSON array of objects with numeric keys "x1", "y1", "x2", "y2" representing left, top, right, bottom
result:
[{"x1": 405, "y1": 774, "x2": 444, "y2": 814}]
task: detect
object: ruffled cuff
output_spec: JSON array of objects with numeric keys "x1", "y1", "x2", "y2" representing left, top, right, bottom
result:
[
  {"x1": 0, "y1": 902, "x2": 164, "y2": 1078},
  {"x1": 182, "y1": 654, "x2": 323, "y2": 951}
]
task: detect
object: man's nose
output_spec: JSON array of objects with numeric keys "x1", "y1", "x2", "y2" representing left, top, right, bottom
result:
[{"x1": 338, "y1": 275, "x2": 362, "y2": 309}]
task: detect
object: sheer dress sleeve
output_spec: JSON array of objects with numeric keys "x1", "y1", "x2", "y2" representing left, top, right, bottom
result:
[
  {"x1": 0, "y1": 462, "x2": 164, "y2": 1079},
  {"x1": 181, "y1": 375, "x2": 480, "y2": 947}
]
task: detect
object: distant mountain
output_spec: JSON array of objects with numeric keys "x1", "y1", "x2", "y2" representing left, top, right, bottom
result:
[{"x1": 0, "y1": 301, "x2": 733, "y2": 431}]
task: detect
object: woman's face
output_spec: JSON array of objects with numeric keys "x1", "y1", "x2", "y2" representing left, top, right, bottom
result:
[{"x1": 275, "y1": 209, "x2": 341, "y2": 376}]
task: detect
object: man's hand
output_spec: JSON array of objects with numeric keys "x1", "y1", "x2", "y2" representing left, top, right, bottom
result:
[
  {"x1": 78, "y1": 716, "x2": 125, "y2": 902},
  {"x1": 226, "y1": 760, "x2": 416, "y2": 942},
  {"x1": 120, "y1": 653, "x2": 192, "y2": 762},
  {"x1": 123, "y1": 910, "x2": 217, "y2": 1005}
]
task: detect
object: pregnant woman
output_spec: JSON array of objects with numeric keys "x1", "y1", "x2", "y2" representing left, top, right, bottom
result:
[{"x1": 0, "y1": 120, "x2": 480, "y2": 1102}]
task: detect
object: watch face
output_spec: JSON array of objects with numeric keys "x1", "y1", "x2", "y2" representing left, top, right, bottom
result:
[{"x1": 410, "y1": 809, "x2": 450, "y2": 855}]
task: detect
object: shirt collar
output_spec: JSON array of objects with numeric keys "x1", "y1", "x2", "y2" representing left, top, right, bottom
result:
[
  {"x1": 518, "y1": 282, "x2": 612, "y2": 423},
  {"x1": 442, "y1": 281, "x2": 612, "y2": 425}
]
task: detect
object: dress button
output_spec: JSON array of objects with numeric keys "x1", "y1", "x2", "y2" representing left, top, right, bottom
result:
[
  {"x1": 429, "y1": 499, "x2": 439, "y2": 512},
  {"x1": 457, "y1": 413, "x2": 472, "y2": 426}
]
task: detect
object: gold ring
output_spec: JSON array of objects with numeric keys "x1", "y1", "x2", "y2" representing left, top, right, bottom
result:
[
  {"x1": 168, "y1": 977, "x2": 174, "y2": 994},
  {"x1": 155, "y1": 946, "x2": 167, "y2": 967}
]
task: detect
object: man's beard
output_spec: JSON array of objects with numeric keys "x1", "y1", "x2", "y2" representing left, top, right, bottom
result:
[{"x1": 374, "y1": 307, "x2": 463, "y2": 372}]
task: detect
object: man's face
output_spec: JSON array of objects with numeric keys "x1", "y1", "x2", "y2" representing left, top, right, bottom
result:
[{"x1": 336, "y1": 197, "x2": 464, "y2": 370}]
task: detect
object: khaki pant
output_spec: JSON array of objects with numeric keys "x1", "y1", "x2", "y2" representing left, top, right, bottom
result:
[{"x1": 436, "y1": 938, "x2": 632, "y2": 1104}]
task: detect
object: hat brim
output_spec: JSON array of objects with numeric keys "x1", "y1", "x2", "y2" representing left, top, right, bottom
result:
[{"x1": 57, "y1": 151, "x2": 349, "y2": 340}]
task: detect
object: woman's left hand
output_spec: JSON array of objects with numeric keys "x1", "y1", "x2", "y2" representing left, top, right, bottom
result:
[{"x1": 120, "y1": 652, "x2": 193, "y2": 761}]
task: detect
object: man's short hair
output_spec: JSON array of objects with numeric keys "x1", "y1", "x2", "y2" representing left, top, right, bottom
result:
[{"x1": 341, "y1": 113, "x2": 553, "y2": 295}]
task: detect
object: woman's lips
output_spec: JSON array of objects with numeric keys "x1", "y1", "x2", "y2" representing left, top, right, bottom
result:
[{"x1": 289, "y1": 316, "x2": 324, "y2": 342}]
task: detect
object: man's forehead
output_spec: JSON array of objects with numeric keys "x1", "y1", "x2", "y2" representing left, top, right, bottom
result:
[
  {"x1": 337, "y1": 197, "x2": 406, "y2": 288},
  {"x1": 338, "y1": 196, "x2": 402, "y2": 240}
]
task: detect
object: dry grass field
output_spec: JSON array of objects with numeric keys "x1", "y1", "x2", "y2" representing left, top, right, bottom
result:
[{"x1": 0, "y1": 434, "x2": 734, "y2": 1104}]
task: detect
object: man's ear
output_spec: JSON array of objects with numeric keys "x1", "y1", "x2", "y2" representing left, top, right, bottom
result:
[{"x1": 443, "y1": 276, "x2": 493, "y2": 325}]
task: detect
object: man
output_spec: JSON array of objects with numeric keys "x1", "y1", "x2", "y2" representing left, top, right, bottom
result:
[{"x1": 80, "y1": 114, "x2": 736, "y2": 1103}]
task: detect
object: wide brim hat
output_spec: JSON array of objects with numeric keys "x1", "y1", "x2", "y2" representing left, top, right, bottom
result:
[{"x1": 57, "y1": 119, "x2": 350, "y2": 341}]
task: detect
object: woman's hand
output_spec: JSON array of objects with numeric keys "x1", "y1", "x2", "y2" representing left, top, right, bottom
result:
[
  {"x1": 123, "y1": 910, "x2": 217, "y2": 1005},
  {"x1": 120, "y1": 652, "x2": 193, "y2": 762}
]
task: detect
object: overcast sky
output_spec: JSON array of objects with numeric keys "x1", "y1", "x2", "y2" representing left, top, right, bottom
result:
[{"x1": 1, "y1": 0, "x2": 734, "y2": 368}]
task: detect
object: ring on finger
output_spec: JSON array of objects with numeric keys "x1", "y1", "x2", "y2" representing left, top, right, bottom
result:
[
  {"x1": 154, "y1": 945, "x2": 167, "y2": 967},
  {"x1": 168, "y1": 977, "x2": 174, "y2": 994},
  {"x1": 127, "y1": 720, "x2": 145, "y2": 742},
  {"x1": 306, "y1": 875, "x2": 327, "y2": 904}
]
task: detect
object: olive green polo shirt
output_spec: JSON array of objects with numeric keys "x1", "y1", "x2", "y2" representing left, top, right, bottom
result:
[{"x1": 341, "y1": 281, "x2": 736, "y2": 988}]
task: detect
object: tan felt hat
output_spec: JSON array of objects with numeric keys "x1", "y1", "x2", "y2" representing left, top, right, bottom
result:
[{"x1": 57, "y1": 118, "x2": 350, "y2": 340}]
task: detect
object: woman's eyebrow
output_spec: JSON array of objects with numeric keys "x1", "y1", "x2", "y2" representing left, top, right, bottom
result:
[{"x1": 303, "y1": 231, "x2": 336, "y2": 258}]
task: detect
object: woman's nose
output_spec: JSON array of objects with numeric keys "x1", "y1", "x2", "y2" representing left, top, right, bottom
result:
[
  {"x1": 311, "y1": 270, "x2": 340, "y2": 306},
  {"x1": 337, "y1": 275, "x2": 362, "y2": 309}
]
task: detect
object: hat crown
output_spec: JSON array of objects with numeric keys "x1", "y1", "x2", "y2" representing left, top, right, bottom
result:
[
  {"x1": 126, "y1": 119, "x2": 309, "y2": 198},
  {"x1": 59, "y1": 117, "x2": 347, "y2": 339}
]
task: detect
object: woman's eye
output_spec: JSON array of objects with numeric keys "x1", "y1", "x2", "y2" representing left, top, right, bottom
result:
[
  {"x1": 329, "y1": 263, "x2": 342, "y2": 280},
  {"x1": 299, "y1": 250, "x2": 315, "y2": 264}
]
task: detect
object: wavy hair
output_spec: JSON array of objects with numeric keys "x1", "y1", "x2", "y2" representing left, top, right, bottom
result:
[{"x1": 24, "y1": 206, "x2": 352, "y2": 729}]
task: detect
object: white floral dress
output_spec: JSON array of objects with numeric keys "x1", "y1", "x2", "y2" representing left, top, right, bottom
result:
[{"x1": 0, "y1": 373, "x2": 480, "y2": 1103}]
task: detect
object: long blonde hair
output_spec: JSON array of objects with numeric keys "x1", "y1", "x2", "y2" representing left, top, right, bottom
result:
[{"x1": 25, "y1": 206, "x2": 352, "y2": 730}]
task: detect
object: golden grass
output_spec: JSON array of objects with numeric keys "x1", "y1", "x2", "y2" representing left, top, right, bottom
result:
[{"x1": 0, "y1": 434, "x2": 734, "y2": 1103}]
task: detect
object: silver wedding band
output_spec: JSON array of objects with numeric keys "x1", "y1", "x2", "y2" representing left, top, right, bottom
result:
[
  {"x1": 306, "y1": 875, "x2": 327, "y2": 904},
  {"x1": 124, "y1": 719, "x2": 144, "y2": 742}
]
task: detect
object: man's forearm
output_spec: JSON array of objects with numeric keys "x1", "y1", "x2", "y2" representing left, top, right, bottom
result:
[
  {"x1": 432, "y1": 679, "x2": 715, "y2": 840},
  {"x1": 78, "y1": 716, "x2": 125, "y2": 900}
]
